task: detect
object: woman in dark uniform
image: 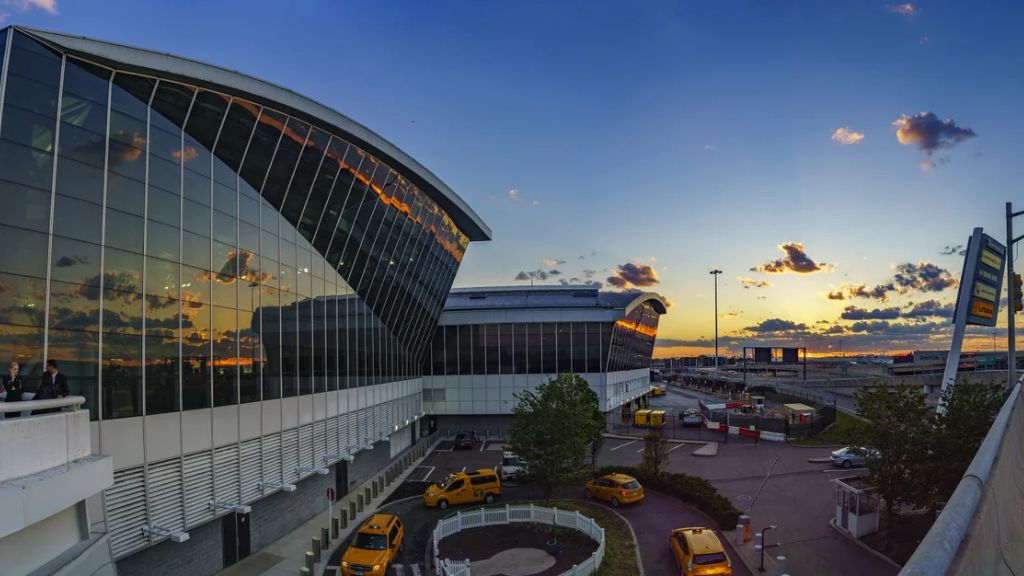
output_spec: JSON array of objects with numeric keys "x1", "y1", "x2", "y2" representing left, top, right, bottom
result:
[{"x1": 2, "y1": 361, "x2": 24, "y2": 418}]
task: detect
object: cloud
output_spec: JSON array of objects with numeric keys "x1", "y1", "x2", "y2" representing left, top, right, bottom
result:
[
  {"x1": 831, "y1": 127, "x2": 865, "y2": 145},
  {"x1": 821, "y1": 324, "x2": 846, "y2": 335},
  {"x1": 607, "y1": 262, "x2": 659, "y2": 289},
  {"x1": 846, "y1": 283, "x2": 896, "y2": 300},
  {"x1": 849, "y1": 320, "x2": 892, "y2": 334},
  {"x1": 54, "y1": 254, "x2": 90, "y2": 267},
  {"x1": 826, "y1": 290, "x2": 846, "y2": 301},
  {"x1": 841, "y1": 305, "x2": 901, "y2": 320},
  {"x1": 751, "y1": 242, "x2": 831, "y2": 274},
  {"x1": 739, "y1": 277, "x2": 771, "y2": 289},
  {"x1": 893, "y1": 112, "x2": 976, "y2": 167},
  {"x1": 720, "y1": 311, "x2": 742, "y2": 319},
  {"x1": 704, "y1": 144, "x2": 716, "y2": 151},
  {"x1": 0, "y1": 0, "x2": 57, "y2": 21},
  {"x1": 514, "y1": 268, "x2": 560, "y2": 282},
  {"x1": 507, "y1": 188, "x2": 519, "y2": 200},
  {"x1": 940, "y1": 244, "x2": 966, "y2": 256},
  {"x1": 559, "y1": 278, "x2": 602, "y2": 289},
  {"x1": 887, "y1": 3, "x2": 916, "y2": 16},
  {"x1": 531, "y1": 200, "x2": 540, "y2": 207},
  {"x1": 892, "y1": 261, "x2": 958, "y2": 293},
  {"x1": 542, "y1": 258, "x2": 566, "y2": 267},
  {"x1": 745, "y1": 318, "x2": 808, "y2": 333},
  {"x1": 903, "y1": 299, "x2": 955, "y2": 319}
]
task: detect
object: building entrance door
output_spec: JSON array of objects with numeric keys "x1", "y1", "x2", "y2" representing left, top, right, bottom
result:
[{"x1": 222, "y1": 511, "x2": 251, "y2": 567}]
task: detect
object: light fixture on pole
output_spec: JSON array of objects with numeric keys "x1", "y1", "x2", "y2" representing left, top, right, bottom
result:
[
  {"x1": 257, "y1": 481, "x2": 296, "y2": 493},
  {"x1": 209, "y1": 501, "x2": 252, "y2": 514},
  {"x1": 710, "y1": 269, "x2": 723, "y2": 371},
  {"x1": 296, "y1": 466, "x2": 330, "y2": 476},
  {"x1": 143, "y1": 525, "x2": 190, "y2": 543}
]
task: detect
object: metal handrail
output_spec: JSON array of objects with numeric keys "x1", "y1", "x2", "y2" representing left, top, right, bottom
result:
[
  {"x1": 900, "y1": 381, "x2": 1022, "y2": 575},
  {"x1": 0, "y1": 395, "x2": 85, "y2": 413}
]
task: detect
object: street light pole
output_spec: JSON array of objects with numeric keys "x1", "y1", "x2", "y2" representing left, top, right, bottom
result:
[{"x1": 710, "y1": 269, "x2": 722, "y2": 371}]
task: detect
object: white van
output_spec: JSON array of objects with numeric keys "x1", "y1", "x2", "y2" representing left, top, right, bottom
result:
[{"x1": 499, "y1": 451, "x2": 527, "y2": 481}]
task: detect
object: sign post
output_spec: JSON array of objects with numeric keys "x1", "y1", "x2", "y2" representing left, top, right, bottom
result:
[{"x1": 942, "y1": 228, "x2": 1006, "y2": 413}]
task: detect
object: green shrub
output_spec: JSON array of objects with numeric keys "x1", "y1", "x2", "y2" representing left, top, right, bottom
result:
[{"x1": 595, "y1": 465, "x2": 741, "y2": 529}]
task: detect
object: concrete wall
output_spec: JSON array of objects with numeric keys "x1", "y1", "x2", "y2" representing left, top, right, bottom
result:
[
  {"x1": 250, "y1": 467, "x2": 333, "y2": 552},
  {"x1": 0, "y1": 504, "x2": 82, "y2": 576},
  {"x1": 436, "y1": 415, "x2": 514, "y2": 437},
  {"x1": 347, "y1": 440, "x2": 394, "y2": 491},
  {"x1": 952, "y1": 390, "x2": 1024, "y2": 575},
  {"x1": 0, "y1": 410, "x2": 91, "y2": 482},
  {"x1": 115, "y1": 515, "x2": 222, "y2": 576}
]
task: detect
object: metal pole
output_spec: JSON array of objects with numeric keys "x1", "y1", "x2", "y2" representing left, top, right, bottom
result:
[
  {"x1": 939, "y1": 228, "x2": 983, "y2": 412},
  {"x1": 1007, "y1": 202, "x2": 1016, "y2": 388},
  {"x1": 711, "y1": 269, "x2": 722, "y2": 371}
]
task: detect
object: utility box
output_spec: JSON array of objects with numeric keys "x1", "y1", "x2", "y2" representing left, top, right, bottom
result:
[
  {"x1": 736, "y1": 514, "x2": 752, "y2": 544},
  {"x1": 633, "y1": 409, "x2": 652, "y2": 427},
  {"x1": 648, "y1": 409, "x2": 667, "y2": 428}
]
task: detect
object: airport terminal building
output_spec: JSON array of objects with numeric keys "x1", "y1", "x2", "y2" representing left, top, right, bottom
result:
[
  {"x1": 0, "y1": 27, "x2": 489, "y2": 575},
  {"x1": 421, "y1": 286, "x2": 667, "y2": 433}
]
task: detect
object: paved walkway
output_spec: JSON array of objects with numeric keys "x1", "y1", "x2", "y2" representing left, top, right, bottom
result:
[{"x1": 219, "y1": 440, "x2": 437, "y2": 576}]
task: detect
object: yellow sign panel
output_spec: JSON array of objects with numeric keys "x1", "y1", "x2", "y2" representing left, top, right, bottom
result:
[
  {"x1": 973, "y1": 282, "x2": 998, "y2": 302},
  {"x1": 981, "y1": 249, "x2": 1003, "y2": 270},
  {"x1": 971, "y1": 298, "x2": 995, "y2": 319}
]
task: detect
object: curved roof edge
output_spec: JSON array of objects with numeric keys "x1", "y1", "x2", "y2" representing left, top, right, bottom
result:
[
  {"x1": 625, "y1": 292, "x2": 669, "y2": 316},
  {"x1": 14, "y1": 25, "x2": 492, "y2": 241}
]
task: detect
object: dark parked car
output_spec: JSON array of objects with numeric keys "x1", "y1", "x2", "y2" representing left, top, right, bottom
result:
[{"x1": 453, "y1": 430, "x2": 479, "y2": 449}]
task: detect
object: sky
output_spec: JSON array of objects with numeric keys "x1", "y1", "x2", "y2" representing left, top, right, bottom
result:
[{"x1": 7, "y1": 0, "x2": 1024, "y2": 357}]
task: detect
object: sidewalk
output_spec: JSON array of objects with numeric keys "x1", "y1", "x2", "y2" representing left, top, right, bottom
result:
[{"x1": 219, "y1": 436, "x2": 439, "y2": 576}]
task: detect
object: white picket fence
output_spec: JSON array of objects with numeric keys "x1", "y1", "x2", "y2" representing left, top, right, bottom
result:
[{"x1": 432, "y1": 504, "x2": 605, "y2": 576}]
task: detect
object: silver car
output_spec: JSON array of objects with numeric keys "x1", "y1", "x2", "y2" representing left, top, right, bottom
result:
[{"x1": 830, "y1": 446, "x2": 876, "y2": 468}]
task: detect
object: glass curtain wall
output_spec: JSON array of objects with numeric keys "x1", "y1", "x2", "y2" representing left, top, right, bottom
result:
[
  {"x1": 424, "y1": 321, "x2": 614, "y2": 376},
  {"x1": 0, "y1": 29, "x2": 469, "y2": 420}
]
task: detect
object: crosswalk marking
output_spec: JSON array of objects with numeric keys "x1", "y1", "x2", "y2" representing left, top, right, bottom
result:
[{"x1": 391, "y1": 563, "x2": 425, "y2": 576}]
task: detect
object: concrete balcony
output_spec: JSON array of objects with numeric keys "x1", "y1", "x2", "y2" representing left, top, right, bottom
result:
[{"x1": 0, "y1": 397, "x2": 115, "y2": 575}]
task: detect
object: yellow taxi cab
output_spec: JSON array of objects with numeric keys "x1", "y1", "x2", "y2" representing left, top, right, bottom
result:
[
  {"x1": 584, "y1": 473, "x2": 644, "y2": 507},
  {"x1": 423, "y1": 468, "x2": 501, "y2": 509},
  {"x1": 652, "y1": 385, "x2": 666, "y2": 397},
  {"x1": 669, "y1": 527, "x2": 733, "y2": 576},
  {"x1": 339, "y1": 513, "x2": 404, "y2": 576}
]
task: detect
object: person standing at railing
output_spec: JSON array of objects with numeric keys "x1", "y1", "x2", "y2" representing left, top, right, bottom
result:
[
  {"x1": 31, "y1": 359, "x2": 67, "y2": 416},
  {"x1": 2, "y1": 361, "x2": 24, "y2": 418}
]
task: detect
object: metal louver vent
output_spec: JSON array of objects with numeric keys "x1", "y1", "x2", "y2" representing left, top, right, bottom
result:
[
  {"x1": 313, "y1": 420, "x2": 327, "y2": 464},
  {"x1": 282, "y1": 428, "x2": 299, "y2": 482},
  {"x1": 240, "y1": 438, "x2": 261, "y2": 503},
  {"x1": 326, "y1": 416, "x2": 339, "y2": 457},
  {"x1": 147, "y1": 458, "x2": 184, "y2": 534},
  {"x1": 299, "y1": 423, "x2": 313, "y2": 470},
  {"x1": 183, "y1": 451, "x2": 214, "y2": 527},
  {"x1": 214, "y1": 445, "x2": 240, "y2": 503},
  {"x1": 262, "y1": 433, "x2": 282, "y2": 485},
  {"x1": 106, "y1": 466, "x2": 147, "y2": 558}
]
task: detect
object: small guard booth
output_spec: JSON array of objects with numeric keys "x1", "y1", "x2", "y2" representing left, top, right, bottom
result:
[{"x1": 833, "y1": 476, "x2": 880, "y2": 538}]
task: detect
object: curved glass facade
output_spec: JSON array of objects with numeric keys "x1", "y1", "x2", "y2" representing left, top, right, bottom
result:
[
  {"x1": 0, "y1": 30, "x2": 471, "y2": 420},
  {"x1": 423, "y1": 301, "x2": 661, "y2": 377}
]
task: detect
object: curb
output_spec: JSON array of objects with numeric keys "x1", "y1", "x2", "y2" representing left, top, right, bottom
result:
[
  {"x1": 603, "y1": 433, "x2": 705, "y2": 445},
  {"x1": 828, "y1": 518, "x2": 903, "y2": 569},
  {"x1": 788, "y1": 441, "x2": 845, "y2": 449}
]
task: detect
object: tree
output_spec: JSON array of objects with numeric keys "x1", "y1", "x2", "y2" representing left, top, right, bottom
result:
[
  {"x1": 922, "y1": 381, "x2": 1005, "y2": 507},
  {"x1": 508, "y1": 373, "x2": 605, "y2": 505},
  {"x1": 854, "y1": 383, "x2": 929, "y2": 527},
  {"x1": 640, "y1": 432, "x2": 669, "y2": 476}
]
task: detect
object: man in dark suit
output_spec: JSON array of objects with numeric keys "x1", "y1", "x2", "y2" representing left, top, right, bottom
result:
[{"x1": 32, "y1": 359, "x2": 67, "y2": 415}]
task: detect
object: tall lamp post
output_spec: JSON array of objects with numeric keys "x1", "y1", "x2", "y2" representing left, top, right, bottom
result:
[{"x1": 710, "y1": 269, "x2": 722, "y2": 371}]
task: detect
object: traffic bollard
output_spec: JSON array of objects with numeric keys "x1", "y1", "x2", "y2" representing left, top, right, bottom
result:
[
  {"x1": 299, "y1": 567, "x2": 310, "y2": 576},
  {"x1": 305, "y1": 551, "x2": 315, "y2": 573},
  {"x1": 311, "y1": 537, "x2": 320, "y2": 562},
  {"x1": 349, "y1": 500, "x2": 356, "y2": 520},
  {"x1": 332, "y1": 517, "x2": 339, "y2": 539},
  {"x1": 372, "y1": 480, "x2": 379, "y2": 499},
  {"x1": 357, "y1": 493, "x2": 364, "y2": 512},
  {"x1": 321, "y1": 527, "x2": 329, "y2": 548}
]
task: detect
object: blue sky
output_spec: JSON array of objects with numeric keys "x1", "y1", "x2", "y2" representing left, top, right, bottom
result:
[{"x1": 8, "y1": 0, "x2": 1024, "y2": 355}]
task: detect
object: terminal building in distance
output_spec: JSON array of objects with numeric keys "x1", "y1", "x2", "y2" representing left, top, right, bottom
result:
[
  {"x1": 421, "y1": 286, "x2": 668, "y2": 433},
  {"x1": 0, "y1": 26, "x2": 489, "y2": 576}
]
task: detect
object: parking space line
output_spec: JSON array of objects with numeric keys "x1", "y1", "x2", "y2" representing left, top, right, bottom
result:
[
  {"x1": 411, "y1": 565, "x2": 421, "y2": 576},
  {"x1": 636, "y1": 447, "x2": 645, "y2": 453},
  {"x1": 610, "y1": 441, "x2": 636, "y2": 451},
  {"x1": 421, "y1": 466, "x2": 435, "y2": 481},
  {"x1": 666, "y1": 442, "x2": 686, "y2": 453}
]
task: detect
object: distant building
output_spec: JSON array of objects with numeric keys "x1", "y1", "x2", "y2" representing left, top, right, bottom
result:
[{"x1": 421, "y1": 286, "x2": 668, "y2": 432}]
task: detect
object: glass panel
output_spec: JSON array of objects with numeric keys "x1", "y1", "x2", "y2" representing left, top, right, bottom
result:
[
  {"x1": 49, "y1": 329, "x2": 99, "y2": 415},
  {"x1": 145, "y1": 331, "x2": 179, "y2": 414},
  {"x1": 239, "y1": 109, "x2": 285, "y2": 195},
  {"x1": 150, "y1": 81, "x2": 195, "y2": 132},
  {"x1": 513, "y1": 323, "x2": 528, "y2": 375},
  {"x1": 0, "y1": 323, "x2": 45, "y2": 388},
  {"x1": 212, "y1": 304, "x2": 237, "y2": 406},
  {"x1": 50, "y1": 236, "x2": 101, "y2": 285},
  {"x1": 52, "y1": 195, "x2": 102, "y2": 243},
  {"x1": 457, "y1": 324, "x2": 472, "y2": 375},
  {"x1": 103, "y1": 332, "x2": 142, "y2": 418},
  {"x1": 184, "y1": 90, "x2": 229, "y2": 150},
  {"x1": 182, "y1": 302, "x2": 210, "y2": 410},
  {"x1": 213, "y1": 100, "x2": 259, "y2": 173},
  {"x1": 261, "y1": 117, "x2": 310, "y2": 209},
  {"x1": 0, "y1": 179, "x2": 51, "y2": 232},
  {"x1": 0, "y1": 272, "x2": 46, "y2": 327},
  {"x1": 542, "y1": 323, "x2": 557, "y2": 373},
  {"x1": 239, "y1": 307, "x2": 262, "y2": 403},
  {"x1": 104, "y1": 208, "x2": 145, "y2": 253}
]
